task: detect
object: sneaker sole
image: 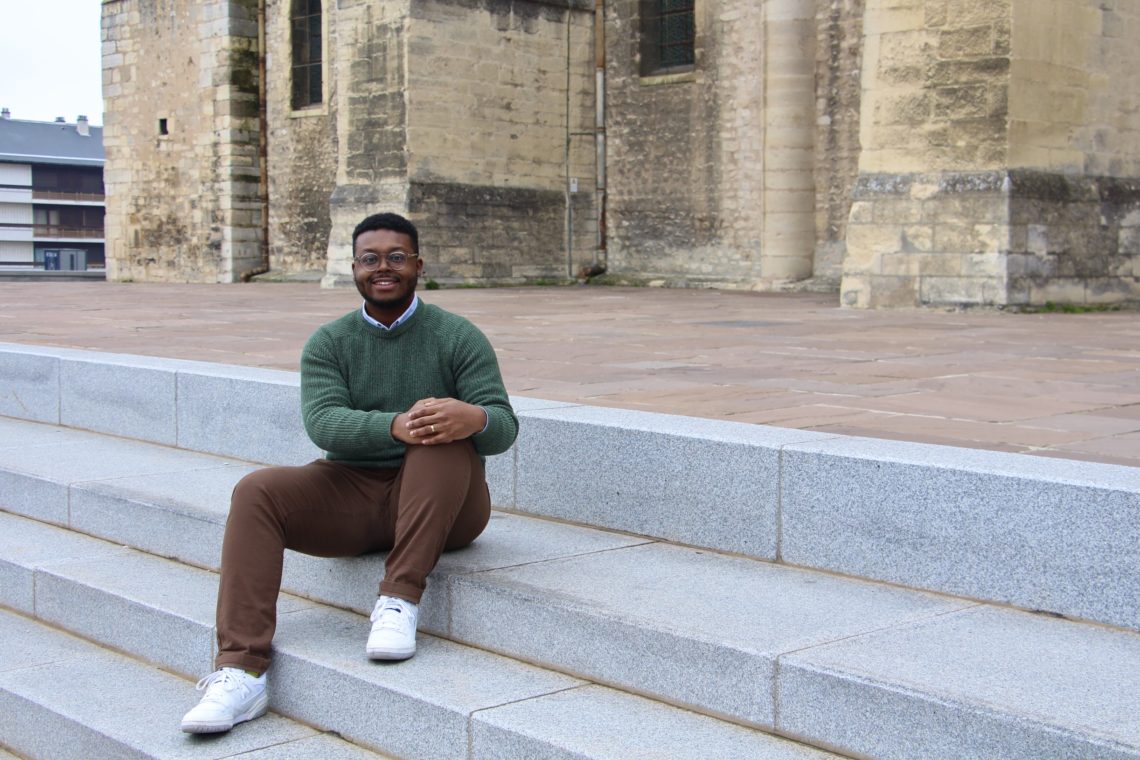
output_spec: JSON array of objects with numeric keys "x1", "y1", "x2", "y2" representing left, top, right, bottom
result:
[
  {"x1": 180, "y1": 693, "x2": 269, "y2": 734},
  {"x1": 366, "y1": 645, "x2": 416, "y2": 661}
]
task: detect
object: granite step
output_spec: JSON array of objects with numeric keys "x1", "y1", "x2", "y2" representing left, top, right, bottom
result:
[
  {"x1": 0, "y1": 513, "x2": 844, "y2": 760},
  {"x1": 2, "y1": 417, "x2": 1138, "y2": 760},
  {"x1": 0, "y1": 609, "x2": 390, "y2": 760},
  {"x1": 4, "y1": 343, "x2": 1138, "y2": 633}
]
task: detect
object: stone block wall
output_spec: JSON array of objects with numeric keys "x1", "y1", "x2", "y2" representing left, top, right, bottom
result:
[
  {"x1": 322, "y1": 0, "x2": 597, "y2": 287},
  {"x1": 813, "y1": 0, "x2": 865, "y2": 286},
  {"x1": 102, "y1": 0, "x2": 265, "y2": 283},
  {"x1": 604, "y1": 0, "x2": 817, "y2": 288},
  {"x1": 263, "y1": 0, "x2": 338, "y2": 273},
  {"x1": 842, "y1": 0, "x2": 1140, "y2": 307}
]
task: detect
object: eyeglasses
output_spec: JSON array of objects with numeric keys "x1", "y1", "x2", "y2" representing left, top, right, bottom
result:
[{"x1": 353, "y1": 251, "x2": 418, "y2": 271}]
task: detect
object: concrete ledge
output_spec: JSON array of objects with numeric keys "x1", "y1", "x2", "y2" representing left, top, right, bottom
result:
[
  {"x1": 0, "y1": 610, "x2": 383, "y2": 760},
  {"x1": 512, "y1": 405, "x2": 832, "y2": 559},
  {"x1": 781, "y1": 437, "x2": 1140, "y2": 632},
  {"x1": 1, "y1": 344, "x2": 1137, "y2": 632}
]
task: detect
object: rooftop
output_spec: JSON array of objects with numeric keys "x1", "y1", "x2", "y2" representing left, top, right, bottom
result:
[{"x1": 0, "y1": 115, "x2": 104, "y2": 166}]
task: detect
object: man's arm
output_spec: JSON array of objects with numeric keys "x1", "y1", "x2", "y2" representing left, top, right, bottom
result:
[
  {"x1": 396, "y1": 323, "x2": 517, "y2": 455},
  {"x1": 300, "y1": 329, "x2": 399, "y2": 455}
]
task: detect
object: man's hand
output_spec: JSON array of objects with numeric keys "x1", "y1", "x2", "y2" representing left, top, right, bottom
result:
[{"x1": 390, "y1": 397, "x2": 487, "y2": 446}]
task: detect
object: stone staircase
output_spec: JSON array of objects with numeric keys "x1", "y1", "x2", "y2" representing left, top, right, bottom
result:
[{"x1": 0, "y1": 342, "x2": 1137, "y2": 759}]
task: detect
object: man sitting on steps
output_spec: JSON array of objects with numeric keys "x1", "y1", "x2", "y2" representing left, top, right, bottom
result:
[{"x1": 181, "y1": 212, "x2": 519, "y2": 734}]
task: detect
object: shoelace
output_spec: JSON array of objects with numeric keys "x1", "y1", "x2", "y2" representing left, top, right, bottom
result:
[
  {"x1": 195, "y1": 669, "x2": 246, "y2": 702},
  {"x1": 371, "y1": 599, "x2": 413, "y2": 631}
]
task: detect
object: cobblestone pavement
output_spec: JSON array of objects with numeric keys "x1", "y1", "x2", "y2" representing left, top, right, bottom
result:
[{"x1": 2, "y1": 281, "x2": 1138, "y2": 468}]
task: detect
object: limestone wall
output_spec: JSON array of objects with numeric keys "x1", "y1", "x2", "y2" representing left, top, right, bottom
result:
[
  {"x1": 813, "y1": 0, "x2": 865, "y2": 286},
  {"x1": 322, "y1": 0, "x2": 597, "y2": 287},
  {"x1": 1009, "y1": 0, "x2": 1140, "y2": 176},
  {"x1": 842, "y1": 0, "x2": 1140, "y2": 307},
  {"x1": 604, "y1": 0, "x2": 817, "y2": 288},
  {"x1": 102, "y1": 0, "x2": 265, "y2": 283},
  {"x1": 263, "y1": 0, "x2": 338, "y2": 274},
  {"x1": 1002, "y1": 0, "x2": 1140, "y2": 305},
  {"x1": 405, "y1": 0, "x2": 597, "y2": 282}
]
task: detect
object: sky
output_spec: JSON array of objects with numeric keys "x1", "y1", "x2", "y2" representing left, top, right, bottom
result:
[{"x1": 1, "y1": 0, "x2": 105, "y2": 125}]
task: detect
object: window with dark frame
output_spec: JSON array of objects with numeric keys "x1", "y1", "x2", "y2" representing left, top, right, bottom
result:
[
  {"x1": 291, "y1": 0, "x2": 323, "y2": 109},
  {"x1": 640, "y1": 0, "x2": 696, "y2": 75}
]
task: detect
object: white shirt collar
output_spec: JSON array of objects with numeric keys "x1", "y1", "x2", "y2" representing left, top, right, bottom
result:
[{"x1": 361, "y1": 296, "x2": 419, "y2": 331}]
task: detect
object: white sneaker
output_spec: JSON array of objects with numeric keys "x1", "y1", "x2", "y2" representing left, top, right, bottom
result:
[
  {"x1": 366, "y1": 595, "x2": 418, "y2": 660},
  {"x1": 180, "y1": 667, "x2": 268, "y2": 734}
]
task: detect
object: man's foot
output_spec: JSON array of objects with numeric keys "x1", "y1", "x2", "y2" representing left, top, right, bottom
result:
[
  {"x1": 366, "y1": 595, "x2": 418, "y2": 660},
  {"x1": 180, "y1": 667, "x2": 268, "y2": 734}
]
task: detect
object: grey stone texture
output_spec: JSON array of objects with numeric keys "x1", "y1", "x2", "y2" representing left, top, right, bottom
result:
[
  {"x1": 0, "y1": 609, "x2": 366, "y2": 760},
  {"x1": 782, "y1": 435, "x2": 1140, "y2": 631},
  {"x1": 449, "y1": 541, "x2": 967, "y2": 726},
  {"x1": 60, "y1": 354, "x2": 178, "y2": 444},
  {"x1": 0, "y1": 510, "x2": 126, "y2": 615},
  {"x1": 0, "y1": 343, "x2": 63, "y2": 423},
  {"x1": 270, "y1": 605, "x2": 585, "y2": 760},
  {"x1": 514, "y1": 405, "x2": 831, "y2": 558},
  {"x1": 0, "y1": 417, "x2": 248, "y2": 529},
  {"x1": 471, "y1": 684, "x2": 842, "y2": 760},
  {"x1": 778, "y1": 606, "x2": 1140, "y2": 760},
  {"x1": 176, "y1": 364, "x2": 321, "y2": 465},
  {"x1": 69, "y1": 463, "x2": 257, "y2": 570}
]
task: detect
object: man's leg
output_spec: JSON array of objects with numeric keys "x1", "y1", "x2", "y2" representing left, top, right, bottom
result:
[
  {"x1": 382, "y1": 440, "x2": 490, "y2": 601},
  {"x1": 215, "y1": 460, "x2": 398, "y2": 672},
  {"x1": 366, "y1": 440, "x2": 490, "y2": 659},
  {"x1": 184, "y1": 460, "x2": 396, "y2": 734}
]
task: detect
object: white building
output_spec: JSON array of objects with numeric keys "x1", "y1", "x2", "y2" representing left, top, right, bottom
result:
[{"x1": 0, "y1": 110, "x2": 105, "y2": 272}]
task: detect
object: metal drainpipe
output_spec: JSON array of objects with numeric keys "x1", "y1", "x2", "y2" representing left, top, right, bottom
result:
[
  {"x1": 564, "y1": 8, "x2": 574, "y2": 279},
  {"x1": 241, "y1": 0, "x2": 271, "y2": 282},
  {"x1": 594, "y1": 0, "x2": 606, "y2": 266}
]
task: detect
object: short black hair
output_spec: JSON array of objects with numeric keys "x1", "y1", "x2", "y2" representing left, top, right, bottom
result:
[{"x1": 352, "y1": 212, "x2": 419, "y2": 253}]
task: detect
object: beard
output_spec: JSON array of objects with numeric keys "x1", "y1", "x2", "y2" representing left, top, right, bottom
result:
[{"x1": 356, "y1": 271, "x2": 418, "y2": 312}]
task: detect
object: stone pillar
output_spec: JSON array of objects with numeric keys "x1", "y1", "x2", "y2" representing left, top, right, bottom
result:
[
  {"x1": 102, "y1": 0, "x2": 264, "y2": 283},
  {"x1": 758, "y1": 0, "x2": 818, "y2": 282},
  {"x1": 841, "y1": 0, "x2": 1140, "y2": 308},
  {"x1": 322, "y1": 0, "x2": 411, "y2": 289}
]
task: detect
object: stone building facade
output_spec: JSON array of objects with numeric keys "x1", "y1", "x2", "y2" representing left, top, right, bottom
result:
[{"x1": 101, "y1": 0, "x2": 1140, "y2": 307}]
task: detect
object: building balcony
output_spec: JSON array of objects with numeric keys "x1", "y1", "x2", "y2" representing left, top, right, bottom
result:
[
  {"x1": 32, "y1": 190, "x2": 106, "y2": 204},
  {"x1": 33, "y1": 225, "x2": 104, "y2": 241}
]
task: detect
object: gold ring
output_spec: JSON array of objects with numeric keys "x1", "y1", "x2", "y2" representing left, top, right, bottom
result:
[{"x1": 431, "y1": 425, "x2": 436, "y2": 433}]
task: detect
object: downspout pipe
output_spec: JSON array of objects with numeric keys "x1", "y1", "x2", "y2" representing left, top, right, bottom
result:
[
  {"x1": 594, "y1": 0, "x2": 606, "y2": 266},
  {"x1": 242, "y1": 0, "x2": 271, "y2": 282}
]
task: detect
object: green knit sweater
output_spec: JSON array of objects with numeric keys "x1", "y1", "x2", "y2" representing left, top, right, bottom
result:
[{"x1": 300, "y1": 302, "x2": 518, "y2": 468}]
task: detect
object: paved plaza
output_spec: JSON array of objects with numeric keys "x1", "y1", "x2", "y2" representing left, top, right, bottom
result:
[{"x1": 1, "y1": 281, "x2": 1138, "y2": 467}]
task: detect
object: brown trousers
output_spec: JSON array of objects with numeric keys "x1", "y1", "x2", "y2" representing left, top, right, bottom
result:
[{"x1": 214, "y1": 440, "x2": 490, "y2": 673}]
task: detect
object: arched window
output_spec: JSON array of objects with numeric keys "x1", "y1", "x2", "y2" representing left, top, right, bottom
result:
[
  {"x1": 291, "y1": 0, "x2": 323, "y2": 109},
  {"x1": 640, "y1": 0, "x2": 695, "y2": 75}
]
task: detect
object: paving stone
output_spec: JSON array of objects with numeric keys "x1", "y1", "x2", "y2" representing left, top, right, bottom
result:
[
  {"x1": 0, "y1": 510, "x2": 126, "y2": 614},
  {"x1": 34, "y1": 550, "x2": 232, "y2": 678},
  {"x1": 778, "y1": 606, "x2": 1140, "y2": 760},
  {"x1": 60, "y1": 353, "x2": 179, "y2": 445},
  {"x1": 176, "y1": 365, "x2": 322, "y2": 465},
  {"x1": 0, "y1": 343, "x2": 62, "y2": 423},
  {"x1": 514, "y1": 405, "x2": 834, "y2": 559},
  {"x1": 0, "y1": 415, "x2": 93, "y2": 448},
  {"x1": 0, "y1": 609, "x2": 334, "y2": 760},
  {"x1": 70, "y1": 463, "x2": 255, "y2": 569},
  {"x1": 270, "y1": 605, "x2": 585, "y2": 760},
  {"x1": 449, "y1": 541, "x2": 967, "y2": 726},
  {"x1": 282, "y1": 510, "x2": 650, "y2": 632},
  {"x1": 0, "y1": 417, "x2": 245, "y2": 528},
  {"x1": 471, "y1": 684, "x2": 843, "y2": 759},
  {"x1": 782, "y1": 435, "x2": 1140, "y2": 631},
  {"x1": 239, "y1": 735, "x2": 394, "y2": 759}
]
